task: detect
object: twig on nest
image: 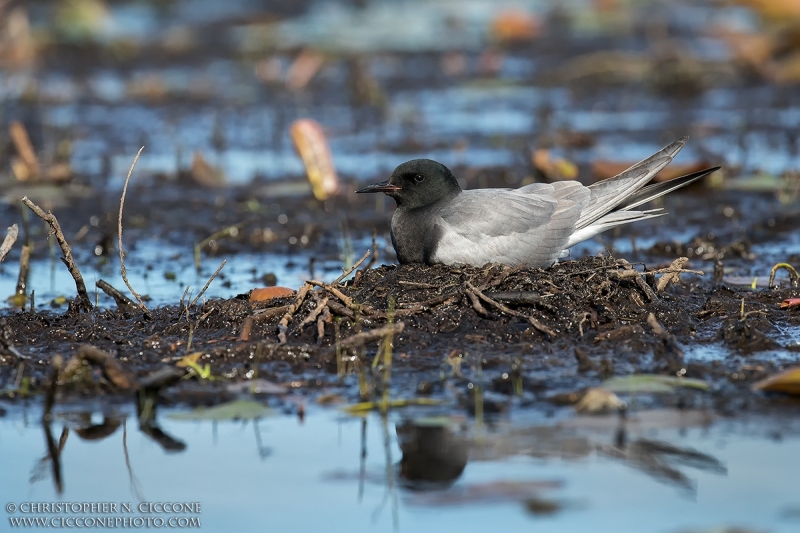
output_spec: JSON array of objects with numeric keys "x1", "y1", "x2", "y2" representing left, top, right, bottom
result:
[
  {"x1": 237, "y1": 305, "x2": 291, "y2": 342},
  {"x1": 296, "y1": 295, "x2": 329, "y2": 330},
  {"x1": 96, "y1": 279, "x2": 138, "y2": 314},
  {"x1": 465, "y1": 288, "x2": 489, "y2": 317},
  {"x1": 278, "y1": 283, "x2": 312, "y2": 343},
  {"x1": 466, "y1": 280, "x2": 555, "y2": 338},
  {"x1": 307, "y1": 279, "x2": 380, "y2": 315},
  {"x1": 317, "y1": 305, "x2": 331, "y2": 345},
  {"x1": 118, "y1": 147, "x2": 149, "y2": 314},
  {"x1": 397, "y1": 281, "x2": 438, "y2": 289},
  {"x1": 21, "y1": 197, "x2": 92, "y2": 313},
  {"x1": 327, "y1": 300, "x2": 354, "y2": 318},
  {"x1": 614, "y1": 259, "x2": 658, "y2": 302},
  {"x1": 395, "y1": 292, "x2": 460, "y2": 316},
  {"x1": 654, "y1": 257, "x2": 703, "y2": 292},
  {"x1": 323, "y1": 322, "x2": 404, "y2": 357},
  {"x1": 0, "y1": 224, "x2": 18, "y2": 262},
  {"x1": 334, "y1": 249, "x2": 370, "y2": 285}
]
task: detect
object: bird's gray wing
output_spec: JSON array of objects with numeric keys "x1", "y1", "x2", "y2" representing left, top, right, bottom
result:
[
  {"x1": 576, "y1": 137, "x2": 687, "y2": 230},
  {"x1": 430, "y1": 185, "x2": 587, "y2": 267}
]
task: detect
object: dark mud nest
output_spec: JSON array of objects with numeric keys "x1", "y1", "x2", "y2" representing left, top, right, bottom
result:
[{"x1": 1, "y1": 255, "x2": 799, "y2": 412}]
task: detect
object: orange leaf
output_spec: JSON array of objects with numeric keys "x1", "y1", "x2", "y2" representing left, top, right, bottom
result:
[
  {"x1": 752, "y1": 366, "x2": 800, "y2": 395},
  {"x1": 290, "y1": 119, "x2": 340, "y2": 201},
  {"x1": 249, "y1": 286, "x2": 295, "y2": 302},
  {"x1": 781, "y1": 298, "x2": 800, "y2": 309},
  {"x1": 489, "y1": 10, "x2": 541, "y2": 43}
]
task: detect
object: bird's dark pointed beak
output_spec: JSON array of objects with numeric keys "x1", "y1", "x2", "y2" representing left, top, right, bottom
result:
[{"x1": 356, "y1": 180, "x2": 402, "y2": 194}]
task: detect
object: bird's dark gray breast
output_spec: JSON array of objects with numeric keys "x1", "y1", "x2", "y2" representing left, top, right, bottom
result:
[{"x1": 391, "y1": 208, "x2": 442, "y2": 264}]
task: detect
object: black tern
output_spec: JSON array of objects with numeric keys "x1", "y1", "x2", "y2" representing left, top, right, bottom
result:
[{"x1": 357, "y1": 137, "x2": 720, "y2": 267}]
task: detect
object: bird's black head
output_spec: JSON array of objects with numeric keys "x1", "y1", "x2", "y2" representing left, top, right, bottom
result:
[{"x1": 356, "y1": 159, "x2": 461, "y2": 209}]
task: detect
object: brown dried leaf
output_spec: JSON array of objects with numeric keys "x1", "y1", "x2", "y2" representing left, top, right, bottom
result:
[
  {"x1": 290, "y1": 119, "x2": 340, "y2": 201},
  {"x1": 532, "y1": 149, "x2": 578, "y2": 182},
  {"x1": 191, "y1": 152, "x2": 226, "y2": 187}
]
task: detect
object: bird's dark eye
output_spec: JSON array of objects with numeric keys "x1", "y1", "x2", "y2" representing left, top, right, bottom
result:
[{"x1": 414, "y1": 174, "x2": 425, "y2": 183}]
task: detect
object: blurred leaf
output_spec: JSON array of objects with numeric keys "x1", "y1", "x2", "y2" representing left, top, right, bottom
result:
[
  {"x1": 603, "y1": 374, "x2": 709, "y2": 393},
  {"x1": 342, "y1": 398, "x2": 443, "y2": 416},
  {"x1": 532, "y1": 149, "x2": 578, "y2": 182},
  {"x1": 286, "y1": 50, "x2": 324, "y2": 91},
  {"x1": 489, "y1": 10, "x2": 541, "y2": 43},
  {"x1": 723, "y1": 173, "x2": 786, "y2": 192},
  {"x1": 7, "y1": 293, "x2": 27, "y2": 307},
  {"x1": 191, "y1": 152, "x2": 226, "y2": 187},
  {"x1": 753, "y1": 366, "x2": 800, "y2": 395},
  {"x1": 175, "y1": 352, "x2": 203, "y2": 368},
  {"x1": 168, "y1": 400, "x2": 273, "y2": 421},
  {"x1": 290, "y1": 119, "x2": 340, "y2": 201},
  {"x1": 733, "y1": 0, "x2": 800, "y2": 22},
  {"x1": 575, "y1": 387, "x2": 626, "y2": 413},
  {"x1": 226, "y1": 379, "x2": 288, "y2": 395}
]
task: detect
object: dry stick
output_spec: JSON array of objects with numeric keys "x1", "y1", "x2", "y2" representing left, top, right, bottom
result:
[
  {"x1": 238, "y1": 318, "x2": 254, "y2": 342},
  {"x1": 15, "y1": 245, "x2": 30, "y2": 297},
  {"x1": 118, "y1": 147, "x2": 148, "y2": 314},
  {"x1": 397, "y1": 281, "x2": 438, "y2": 289},
  {"x1": 317, "y1": 306, "x2": 331, "y2": 345},
  {"x1": 654, "y1": 257, "x2": 701, "y2": 292},
  {"x1": 21, "y1": 197, "x2": 92, "y2": 312},
  {"x1": 307, "y1": 279, "x2": 380, "y2": 315},
  {"x1": 334, "y1": 249, "x2": 371, "y2": 285},
  {"x1": 466, "y1": 281, "x2": 556, "y2": 338},
  {"x1": 323, "y1": 322, "x2": 404, "y2": 357},
  {"x1": 327, "y1": 299, "x2": 354, "y2": 318},
  {"x1": 297, "y1": 296, "x2": 329, "y2": 330},
  {"x1": 0, "y1": 224, "x2": 18, "y2": 262},
  {"x1": 278, "y1": 283, "x2": 312, "y2": 343},
  {"x1": 188, "y1": 259, "x2": 226, "y2": 310},
  {"x1": 364, "y1": 230, "x2": 379, "y2": 271},
  {"x1": 238, "y1": 305, "x2": 292, "y2": 342},
  {"x1": 395, "y1": 292, "x2": 460, "y2": 316},
  {"x1": 466, "y1": 288, "x2": 489, "y2": 317},
  {"x1": 96, "y1": 279, "x2": 138, "y2": 312}
]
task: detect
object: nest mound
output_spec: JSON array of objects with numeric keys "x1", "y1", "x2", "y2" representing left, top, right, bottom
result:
[{"x1": 2, "y1": 255, "x2": 796, "y2": 404}]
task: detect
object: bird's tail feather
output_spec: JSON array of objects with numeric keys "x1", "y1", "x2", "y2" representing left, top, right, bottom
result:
[
  {"x1": 617, "y1": 166, "x2": 721, "y2": 211},
  {"x1": 565, "y1": 210, "x2": 665, "y2": 249},
  {"x1": 576, "y1": 137, "x2": 687, "y2": 230}
]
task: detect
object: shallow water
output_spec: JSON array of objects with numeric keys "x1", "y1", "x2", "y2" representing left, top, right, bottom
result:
[{"x1": 2, "y1": 405, "x2": 800, "y2": 533}]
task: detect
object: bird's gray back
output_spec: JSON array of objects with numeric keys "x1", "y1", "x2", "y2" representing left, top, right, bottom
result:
[{"x1": 429, "y1": 183, "x2": 589, "y2": 266}]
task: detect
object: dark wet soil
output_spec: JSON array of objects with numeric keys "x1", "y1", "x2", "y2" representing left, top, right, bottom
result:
[{"x1": 2, "y1": 238, "x2": 798, "y2": 418}]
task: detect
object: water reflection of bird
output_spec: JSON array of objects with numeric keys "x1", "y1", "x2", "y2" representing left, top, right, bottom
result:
[
  {"x1": 357, "y1": 137, "x2": 719, "y2": 267},
  {"x1": 396, "y1": 420, "x2": 468, "y2": 491}
]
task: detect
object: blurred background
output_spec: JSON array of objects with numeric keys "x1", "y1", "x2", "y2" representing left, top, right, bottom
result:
[{"x1": 1, "y1": 0, "x2": 799, "y2": 301}]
